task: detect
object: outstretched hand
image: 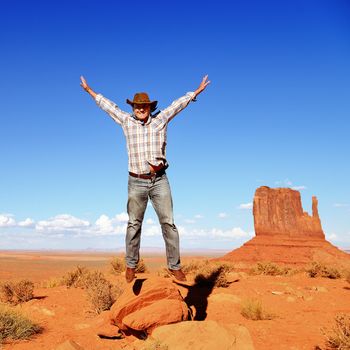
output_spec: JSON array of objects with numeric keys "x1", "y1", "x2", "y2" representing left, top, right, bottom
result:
[
  {"x1": 194, "y1": 75, "x2": 211, "y2": 98},
  {"x1": 80, "y1": 76, "x2": 89, "y2": 91}
]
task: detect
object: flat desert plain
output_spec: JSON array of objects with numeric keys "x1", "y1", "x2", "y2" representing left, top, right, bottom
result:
[{"x1": 0, "y1": 250, "x2": 350, "y2": 350}]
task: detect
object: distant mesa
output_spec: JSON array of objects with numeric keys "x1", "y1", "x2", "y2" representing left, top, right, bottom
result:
[{"x1": 219, "y1": 186, "x2": 350, "y2": 266}]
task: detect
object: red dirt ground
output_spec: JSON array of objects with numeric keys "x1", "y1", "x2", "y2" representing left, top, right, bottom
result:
[{"x1": 1, "y1": 251, "x2": 350, "y2": 350}]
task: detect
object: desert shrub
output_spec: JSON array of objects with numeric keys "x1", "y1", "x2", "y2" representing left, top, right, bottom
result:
[
  {"x1": 84, "y1": 271, "x2": 122, "y2": 314},
  {"x1": 40, "y1": 277, "x2": 64, "y2": 288},
  {"x1": 0, "y1": 280, "x2": 34, "y2": 304},
  {"x1": 182, "y1": 259, "x2": 207, "y2": 274},
  {"x1": 135, "y1": 259, "x2": 148, "y2": 273},
  {"x1": 250, "y1": 262, "x2": 292, "y2": 276},
  {"x1": 306, "y1": 262, "x2": 342, "y2": 279},
  {"x1": 194, "y1": 265, "x2": 230, "y2": 288},
  {"x1": 323, "y1": 313, "x2": 350, "y2": 349},
  {"x1": 62, "y1": 267, "x2": 123, "y2": 314},
  {"x1": 212, "y1": 261, "x2": 235, "y2": 273},
  {"x1": 62, "y1": 265, "x2": 90, "y2": 288},
  {"x1": 110, "y1": 257, "x2": 148, "y2": 274},
  {"x1": 240, "y1": 298, "x2": 275, "y2": 321},
  {"x1": 0, "y1": 304, "x2": 41, "y2": 342},
  {"x1": 157, "y1": 267, "x2": 171, "y2": 278},
  {"x1": 110, "y1": 257, "x2": 126, "y2": 274},
  {"x1": 345, "y1": 271, "x2": 350, "y2": 285}
]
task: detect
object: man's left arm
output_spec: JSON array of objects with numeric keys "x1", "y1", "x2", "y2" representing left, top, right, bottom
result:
[{"x1": 161, "y1": 75, "x2": 210, "y2": 122}]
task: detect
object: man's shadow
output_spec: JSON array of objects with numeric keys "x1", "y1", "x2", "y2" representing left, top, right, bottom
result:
[{"x1": 176, "y1": 267, "x2": 226, "y2": 321}]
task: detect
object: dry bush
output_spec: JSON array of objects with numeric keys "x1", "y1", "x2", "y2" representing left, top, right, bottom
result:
[
  {"x1": 61, "y1": 266, "x2": 123, "y2": 314},
  {"x1": 0, "y1": 280, "x2": 34, "y2": 304},
  {"x1": 135, "y1": 259, "x2": 148, "y2": 273},
  {"x1": 0, "y1": 304, "x2": 42, "y2": 343},
  {"x1": 40, "y1": 277, "x2": 64, "y2": 288},
  {"x1": 250, "y1": 262, "x2": 292, "y2": 276},
  {"x1": 345, "y1": 271, "x2": 350, "y2": 285},
  {"x1": 306, "y1": 262, "x2": 342, "y2": 279},
  {"x1": 194, "y1": 265, "x2": 230, "y2": 288},
  {"x1": 84, "y1": 271, "x2": 123, "y2": 314},
  {"x1": 323, "y1": 313, "x2": 350, "y2": 349},
  {"x1": 110, "y1": 257, "x2": 126, "y2": 274},
  {"x1": 212, "y1": 261, "x2": 235, "y2": 273},
  {"x1": 182, "y1": 259, "x2": 207, "y2": 274},
  {"x1": 241, "y1": 298, "x2": 275, "y2": 321},
  {"x1": 110, "y1": 257, "x2": 148, "y2": 274},
  {"x1": 62, "y1": 265, "x2": 90, "y2": 288},
  {"x1": 157, "y1": 267, "x2": 171, "y2": 278}
]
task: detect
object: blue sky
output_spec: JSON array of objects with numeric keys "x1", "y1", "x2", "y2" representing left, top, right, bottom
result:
[{"x1": 1, "y1": 0, "x2": 349, "y2": 251}]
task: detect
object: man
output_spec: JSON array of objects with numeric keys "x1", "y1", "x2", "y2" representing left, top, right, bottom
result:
[{"x1": 80, "y1": 75, "x2": 210, "y2": 283}]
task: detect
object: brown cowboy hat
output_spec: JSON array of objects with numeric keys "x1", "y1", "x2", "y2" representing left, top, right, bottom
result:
[{"x1": 126, "y1": 92, "x2": 158, "y2": 112}]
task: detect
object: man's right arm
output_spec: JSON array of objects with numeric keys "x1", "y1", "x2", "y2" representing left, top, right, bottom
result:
[{"x1": 80, "y1": 76, "x2": 129, "y2": 125}]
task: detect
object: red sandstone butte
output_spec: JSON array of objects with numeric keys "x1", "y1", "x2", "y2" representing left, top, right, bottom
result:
[{"x1": 219, "y1": 186, "x2": 350, "y2": 266}]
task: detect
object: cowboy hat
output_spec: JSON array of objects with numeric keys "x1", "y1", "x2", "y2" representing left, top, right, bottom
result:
[{"x1": 126, "y1": 92, "x2": 158, "y2": 112}]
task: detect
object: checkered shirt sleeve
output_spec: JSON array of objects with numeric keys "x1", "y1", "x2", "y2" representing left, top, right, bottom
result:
[
  {"x1": 95, "y1": 94, "x2": 130, "y2": 125},
  {"x1": 159, "y1": 92, "x2": 196, "y2": 122}
]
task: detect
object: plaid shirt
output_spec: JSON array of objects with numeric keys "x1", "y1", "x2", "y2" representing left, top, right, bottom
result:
[{"x1": 95, "y1": 92, "x2": 196, "y2": 174}]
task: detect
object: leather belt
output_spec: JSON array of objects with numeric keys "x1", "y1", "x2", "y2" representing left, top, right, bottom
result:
[{"x1": 129, "y1": 168, "x2": 166, "y2": 180}]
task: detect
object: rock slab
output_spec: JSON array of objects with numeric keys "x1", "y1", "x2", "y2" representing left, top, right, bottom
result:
[
  {"x1": 110, "y1": 277, "x2": 188, "y2": 333},
  {"x1": 147, "y1": 320, "x2": 255, "y2": 350}
]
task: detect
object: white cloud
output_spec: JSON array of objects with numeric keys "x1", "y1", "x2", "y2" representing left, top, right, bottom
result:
[
  {"x1": 333, "y1": 203, "x2": 349, "y2": 208},
  {"x1": 327, "y1": 233, "x2": 338, "y2": 241},
  {"x1": 275, "y1": 179, "x2": 306, "y2": 191},
  {"x1": 144, "y1": 225, "x2": 161, "y2": 236},
  {"x1": 185, "y1": 219, "x2": 196, "y2": 224},
  {"x1": 115, "y1": 212, "x2": 129, "y2": 222},
  {"x1": 238, "y1": 202, "x2": 253, "y2": 210},
  {"x1": 178, "y1": 226, "x2": 251, "y2": 239},
  {"x1": 0, "y1": 214, "x2": 16, "y2": 227},
  {"x1": 36, "y1": 214, "x2": 90, "y2": 232},
  {"x1": 95, "y1": 215, "x2": 114, "y2": 233},
  {"x1": 210, "y1": 227, "x2": 251, "y2": 238},
  {"x1": 291, "y1": 186, "x2": 306, "y2": 191},
  {"x1": 146, "y1": 218, "x2": 155, "y2": 225},
  {"x1": 18, "y1": 218, "x2": 35, "y2": 227},
  {"x1": 218, "y1": 213, "x2": 228, "y2": 218},
  {"x1": 194, "y1": 214, "x2": 203, "y2": 219}
]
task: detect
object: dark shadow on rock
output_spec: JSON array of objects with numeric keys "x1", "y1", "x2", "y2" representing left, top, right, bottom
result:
[
  {"x1": 122, "y1": 328, "x2": 148, "y2": 340},
  {"x1": 32, "y1": 296, "x2": 48, "y2": 300},
  {"x1": 344, "y1": 286, "x2": 350, "y2": 291},
  {"x1": 132, "y1": 278, "x2": 146, "y2": 295},
  {"x1": 175, "y1": 267, "x2": 224, "y2": 320}
]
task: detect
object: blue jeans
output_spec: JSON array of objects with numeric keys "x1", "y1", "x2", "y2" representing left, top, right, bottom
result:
[{"x1": 126, "y1": 173, "x2": 181, "y2": 270}]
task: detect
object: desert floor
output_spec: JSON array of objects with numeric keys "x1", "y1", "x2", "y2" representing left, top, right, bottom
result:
[{"x1": 0, "y1": 250, "x2": 349, "y2": 350}]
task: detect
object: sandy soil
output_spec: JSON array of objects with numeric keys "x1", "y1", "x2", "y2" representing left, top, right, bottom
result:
[{"x1": 0, "y1": 250, "x2": 349, "y2": 350}]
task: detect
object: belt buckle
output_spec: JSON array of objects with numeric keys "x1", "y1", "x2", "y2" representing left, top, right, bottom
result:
[{"x1": 150, "y1": 172, "x2": 157, "y2": 182}]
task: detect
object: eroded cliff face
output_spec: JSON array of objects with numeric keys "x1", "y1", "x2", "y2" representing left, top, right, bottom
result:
[
  {"x1": 253, "y1": 186, "x2": 324, "y2": 239},
  {"x1": 218, "y1": 186, "x2": 350, "y2": 266}
]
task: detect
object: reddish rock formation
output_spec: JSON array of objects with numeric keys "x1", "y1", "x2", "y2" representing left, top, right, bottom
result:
[
  {"x1": 109, "y1": 277, "x2": 188, "y2": 335},
  {"x1": 254, "y1": 187, "x2": 324, "y2": 238},
  {"x1": 219, "y1": 186, "x2": 350, "y2": 266}
]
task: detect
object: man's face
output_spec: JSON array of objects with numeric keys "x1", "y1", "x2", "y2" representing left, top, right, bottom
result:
[{"x1": 133, "y1": 104, "x2": 151, "y2": 121}]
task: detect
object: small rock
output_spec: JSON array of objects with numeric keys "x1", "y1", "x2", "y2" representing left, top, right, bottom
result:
[{"x1": 271, "y1": 291, "x2": 284, "y2": 295}]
